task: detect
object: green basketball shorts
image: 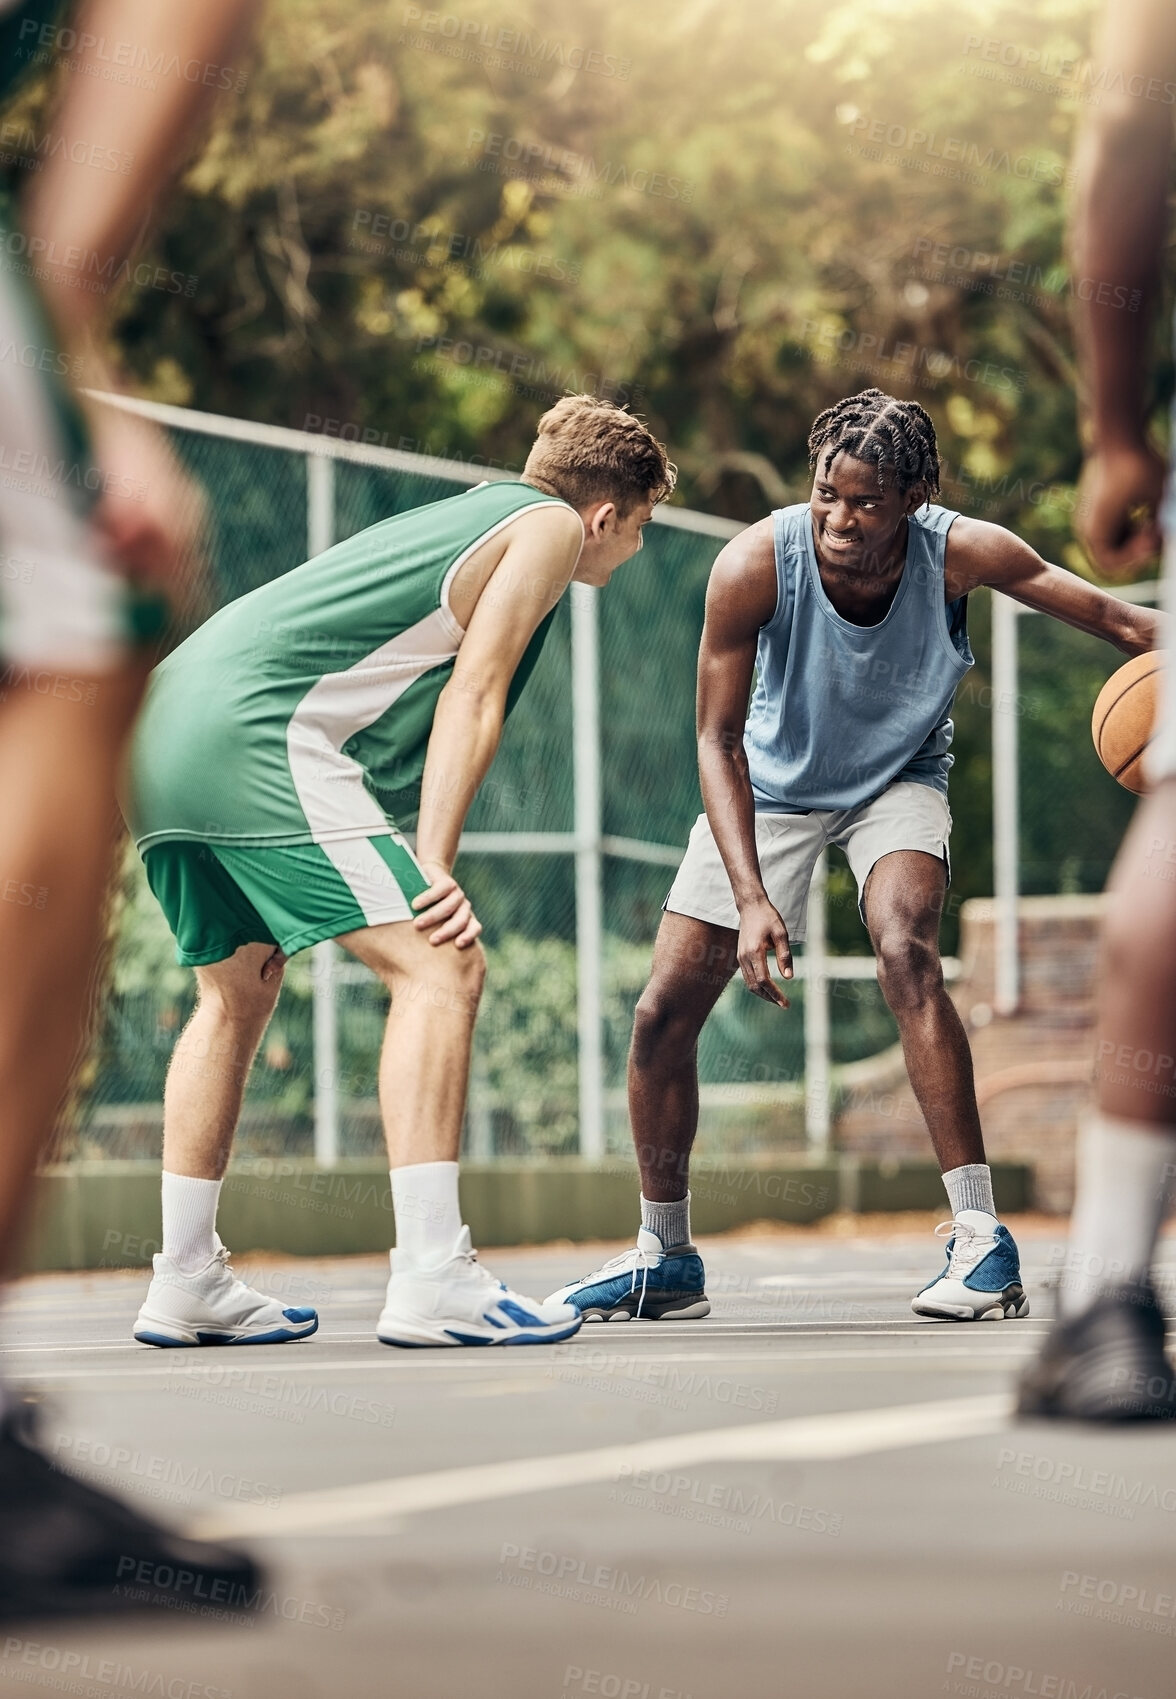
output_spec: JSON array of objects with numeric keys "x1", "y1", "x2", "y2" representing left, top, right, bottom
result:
[{"x1": 142, "y1": 831, "x2": 432, "y2": 967}]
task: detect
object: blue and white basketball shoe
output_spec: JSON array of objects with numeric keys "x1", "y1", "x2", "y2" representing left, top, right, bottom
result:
[
  {"x1": 133, "y1": 1240, "x2": 319, "y2": 1346},
  {"x1": 378, "y1": 1226, "x2": 583, "y2": 1347},
  {"x1": 911, "y1": 1210, "x2": 1030, "y2": 1321},
  {"x1": 547, "y1": 1227, "x2": 711, "y2": 1322}
]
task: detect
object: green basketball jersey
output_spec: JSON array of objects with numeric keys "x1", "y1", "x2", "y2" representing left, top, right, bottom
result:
[{"x1": 129, "y1": 479, "x2": 575, "y2": 850}]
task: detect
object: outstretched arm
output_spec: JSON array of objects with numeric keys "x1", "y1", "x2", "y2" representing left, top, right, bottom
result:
[
  {"x1": 1070, "y1": 0, "x2": 1176, "y2": 576},
  {"x1": 412, "y1": 504, "x2": 584, "y2": 946},
  {"x1": 945, "y1": 515, "x2": 1165, "y2": 655},
  {"x1": 696, "y1": 520, "x2": 793, "y2": 1006}
]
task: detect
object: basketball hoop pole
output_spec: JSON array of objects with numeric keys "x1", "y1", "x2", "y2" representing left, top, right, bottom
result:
[{"x1": 991, "y1": 593, "x2": 1020, "y2": 1016}]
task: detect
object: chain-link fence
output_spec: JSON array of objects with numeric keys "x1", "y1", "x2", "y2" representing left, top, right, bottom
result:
[{"x1": 72, "y1": 396, "x2": 1150, "y2": 1166}]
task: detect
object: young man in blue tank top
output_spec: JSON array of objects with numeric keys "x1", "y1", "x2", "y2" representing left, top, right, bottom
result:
[{"x1": 552, "y1": 389, "x2": 1164, "y2": 1326}]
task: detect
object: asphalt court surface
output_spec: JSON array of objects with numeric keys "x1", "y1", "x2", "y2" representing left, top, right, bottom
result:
[{"x1": 4, "y1": 1219, "x2": 1176, "y2": 1699}]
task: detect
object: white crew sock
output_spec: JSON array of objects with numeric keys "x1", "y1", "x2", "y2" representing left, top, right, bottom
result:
[
  {"x1": 161, "y1": 1171, "x2": 222, "y2": 1273},
  {"x1": 391, "y1": 1162, "x2": 463, "y2": 1266},
  {"x1": 641, "y1": 1192, "x2": 692, "y2": 1250},
  {"x1": 942, "y1": 1163, "x2": 996, "y2": 1220},
  {"x1": 1058, "y1": 1113, "x2": 1176, "y2": 1319}
]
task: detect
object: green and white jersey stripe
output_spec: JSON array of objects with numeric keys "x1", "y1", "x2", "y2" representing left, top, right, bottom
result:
[{"x1": 129, "y1": 480, "x2": 575, "y2": 850}]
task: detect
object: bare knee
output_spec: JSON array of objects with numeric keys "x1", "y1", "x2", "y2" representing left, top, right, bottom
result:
[
  {"x1": 195, "y1": 955, "x2": 283, "y2": 1035},
  {"x1": 385, "y1": 938, "x2": 487, "y2": 1017},
  {"x1": 452, "y1": 939, "x2": 487, "y2": 1003},
  {"x1": 875, "y1": 931, "x2": 943, "y2": 1016},
  {"x1": 631, "y1": 980, "x2": 707, "y2": 1069}
]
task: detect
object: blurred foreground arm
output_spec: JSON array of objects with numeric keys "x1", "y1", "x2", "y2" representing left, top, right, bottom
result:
[
  {"x1": 23, "y1": 0, "x2": 258, "y2": 342},
  {"x1": 20, "y1": 0, "x2": 260, "y2": 588},
  {"x1": 1072, "y1": 0, "x2": 1176, "y2": 577}
]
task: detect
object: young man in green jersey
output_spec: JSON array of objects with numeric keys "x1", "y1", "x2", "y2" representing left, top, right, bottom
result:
[{"x1": 128, "y1": 395, "x2": 674, "y2": 1349}]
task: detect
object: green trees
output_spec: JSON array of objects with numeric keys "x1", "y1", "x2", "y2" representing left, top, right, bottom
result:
[
  {"x1": 8, "y1": 0, "x2": 1163, "y2": 1147},
  {"x1": 88, "y1": 0, "x2": 1164, "y2": 540}
]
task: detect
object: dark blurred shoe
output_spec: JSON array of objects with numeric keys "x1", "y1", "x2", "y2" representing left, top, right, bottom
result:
[
  {"x1": 0, "y1": 1397, "x2": 262, "y2": 1620},
  {"x1": 1017, "y1": 1283, "x2": 1176, "y2": 1422}
]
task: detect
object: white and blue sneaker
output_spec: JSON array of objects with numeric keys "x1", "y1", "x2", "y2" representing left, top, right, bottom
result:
[
  {"x1": 377, "y1": 1227, "x2": 582, "y2": 1348},
  {"x1": 133, "y1": 1241, "x2": 319, "y2": 1347},
  {"x1": 547, "y1": 1228, "x2": 711, "y2": 1322},
  {"x1": 911, "y1": 1211, "x2": 1030, "y2": 1321}
]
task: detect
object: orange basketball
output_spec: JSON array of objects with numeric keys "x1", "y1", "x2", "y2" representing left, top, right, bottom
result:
[{"x1": 1091, "y1": 651, "x2": 1165, "y2": 794}]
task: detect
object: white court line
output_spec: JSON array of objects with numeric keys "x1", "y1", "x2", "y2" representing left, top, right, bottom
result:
[
  {"x1": 0, "y1": 1319, "x2": 1050, "y2": 1355},
  {"x1": 9, "y1": 1348, "x2": 1041, "y2": 1388},
  {"x1": 0, "y1": 1318, "x2": 1046, "y2": 1359},
  {"x1": 194, "y1": 1393, "x2": 1011, "y2": 1539}
]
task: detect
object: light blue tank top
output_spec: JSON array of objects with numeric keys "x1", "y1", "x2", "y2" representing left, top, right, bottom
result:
[{"x1": 743, "y1": 502, "x2": 973, "y2": 813}]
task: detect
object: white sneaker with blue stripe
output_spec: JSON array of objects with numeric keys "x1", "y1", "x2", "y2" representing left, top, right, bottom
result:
[
  {"x1": 911, "y1": 1211, "x2": 1030, "y2": 1321},
  {"x1": 547, "y1": 1227, "x2": 711, "y2": 1321},
  {"x1": 133, "y1": 1240, "x2": 319, "y2": 1347},
  {"x1": 377, "y1": 1226, "x2": 583, "y2": 1347}
]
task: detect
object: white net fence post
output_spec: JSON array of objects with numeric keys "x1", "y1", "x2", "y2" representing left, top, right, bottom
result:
[
  {"x1": 307, "y1": 451, "x2": 341, "y2": 1167},
  {"x1": 804, "y1": 849, "x2": 831, "y2": 1152},
  {"x1": 572, "y1": 582, "x2": 605, "y2": 1160},
  {"x1": 991, "y1": 594, "x2": 1020, "y2": 1016}
]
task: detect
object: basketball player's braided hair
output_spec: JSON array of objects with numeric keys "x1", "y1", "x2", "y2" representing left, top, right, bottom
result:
[{"x1": 807, "y1": 389, "x2": 940, "y2": 499}]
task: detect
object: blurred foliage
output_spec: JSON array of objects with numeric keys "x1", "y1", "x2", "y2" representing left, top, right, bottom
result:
[
  {"x1": 113, "y1": 0, "x2": 1172, "y2": 526},
  {"x1": 9, "y1": 0, "x2": 1171, "y2": 531},
  {"x1": 11, "y1": 0, "x2": 1171, "y2": 1142}
]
